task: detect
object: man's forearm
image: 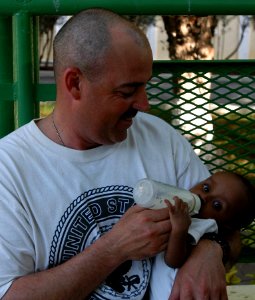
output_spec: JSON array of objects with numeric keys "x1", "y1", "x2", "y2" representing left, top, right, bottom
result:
[
  {"x1": 202, "y1": 229, "x2": 241, "y2": 269},
  {"x1": 169, "y1": 238, "x2": 228, "y2": 300},
  {"x1": 2, "y1": 205, "x2": 171, "y2": 299},
  {"x1": 3, "y1": 234, "x2": 123, "y2": 300}
]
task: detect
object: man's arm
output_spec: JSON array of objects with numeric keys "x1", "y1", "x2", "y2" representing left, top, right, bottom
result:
[
  {"x1": 3, "y1": 235, "x2": 121, "y2": 300},
  {"x1": 3, "y1": 205, "x2": 171, "y2": 300},
  {"x1": 169, "y1": 239, "x2": 227, "y2": 300},
  {"x1": 169, "y1": 231, "x2": 241, "y2": 300}
]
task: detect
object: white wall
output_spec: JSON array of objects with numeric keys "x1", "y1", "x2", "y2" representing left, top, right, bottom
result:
[{"x1": 146, "y1": 16, "x2": 169, "y2": 60}]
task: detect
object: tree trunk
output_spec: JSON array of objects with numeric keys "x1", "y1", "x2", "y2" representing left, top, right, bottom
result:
[{"x1": 162, "y1": 16, "x2": 218, "y2": 168}]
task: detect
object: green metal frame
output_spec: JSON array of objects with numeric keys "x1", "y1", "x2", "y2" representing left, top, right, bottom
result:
[
  {"x1": 0, "y1": 0, "x2": 255, "y2": 15},
  {"x1": 0, "y1": 16, "x2": 14, "y2": 136}
]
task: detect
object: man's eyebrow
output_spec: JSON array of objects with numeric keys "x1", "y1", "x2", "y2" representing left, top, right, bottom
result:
[
  {"x1": 114, "y1": 76, "x2": 152, "y2": 90},
  {"x1": 114, "y1": 82, "x2": 146, "y2": 90}
]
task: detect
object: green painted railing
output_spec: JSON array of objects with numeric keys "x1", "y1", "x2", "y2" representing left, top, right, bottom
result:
[
  {"x1": 0, "y1": 16, "x2": 14, "y2": 136},
  {"x1": 0, "y1": 0, "x2": 255, "y2": 16}
]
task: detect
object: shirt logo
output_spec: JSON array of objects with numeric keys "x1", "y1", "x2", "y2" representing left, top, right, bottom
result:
[{"x1": 48, "y1": 185, "x2": 150, "y2": 299}]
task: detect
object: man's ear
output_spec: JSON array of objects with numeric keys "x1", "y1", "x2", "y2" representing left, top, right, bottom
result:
[{"x1": 64, "y1": 67, "x2": 82, "y2": 100}]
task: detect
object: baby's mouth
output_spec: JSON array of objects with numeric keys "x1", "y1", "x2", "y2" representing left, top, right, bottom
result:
[{"x1": 199, "y1": 195, "x2": 205, "y2": 205}]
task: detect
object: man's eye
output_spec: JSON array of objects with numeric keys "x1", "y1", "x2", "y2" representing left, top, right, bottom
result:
[
  {"x1": 122, "y1": 92, "x2": 134, "y2": 98},
  {"x1": 212, "y1": 200, "x2": 222, "y2": 211},
  {"x1": 202, "y1": 183, "x2": 209, "y2": 192},
  {"x1": 119, "y1": 89, "x2": 136, "y2": 98}
]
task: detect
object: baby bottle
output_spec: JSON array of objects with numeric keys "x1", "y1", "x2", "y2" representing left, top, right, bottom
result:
[{"x1": 133, "y1": 178, "x2": 201, "y2": 215}]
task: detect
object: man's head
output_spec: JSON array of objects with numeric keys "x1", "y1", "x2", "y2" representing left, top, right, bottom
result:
[
  {"x1": 190, "y1": 171, "x2": 255, "y2": 230},
  {"x1": 52, "y1": 9, "x2": 153, "y2": 149},
  {"x1": 53, "y1": 8, "x2": 151, "y2": 82}
]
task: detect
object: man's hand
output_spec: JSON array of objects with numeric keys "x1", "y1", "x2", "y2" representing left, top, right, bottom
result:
[
  {"x1": 106, "y1": 205, "x2": 171, "y2": 261},
  {"x1": 169, "y1": 239, "x2": 228, "y2": 300}
]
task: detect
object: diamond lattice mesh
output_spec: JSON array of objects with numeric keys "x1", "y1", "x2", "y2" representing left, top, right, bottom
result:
[{"x1": 147, "y1": 61, "x2": 255, "y2": 259}]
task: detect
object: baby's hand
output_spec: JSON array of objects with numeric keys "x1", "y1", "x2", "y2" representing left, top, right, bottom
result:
[{"x1": 164, "y1": 197, "x2": 191, "y2": 233}]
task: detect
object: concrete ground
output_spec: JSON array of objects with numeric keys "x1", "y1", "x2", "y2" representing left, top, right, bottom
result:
[
  {"x1": 227, "y1": 285, "x2": 255, "y2": 300},
  {"x1": 227, "y1": 263, "x2": 255, "y2": 300}
]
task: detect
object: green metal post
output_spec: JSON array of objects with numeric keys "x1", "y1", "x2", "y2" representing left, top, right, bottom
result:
[
  {"x1": 13, "y1": 12, "x2": 36, "y2": 127},
  {"x1": 33, "y1": 15, "x2": 40, "y2": 118},
  {"x1": 0, "y1": 16, "x2": 14, "y2": 137},
  {"x1": 0, "y1": 0, "x2": 255, "y2": 15}
]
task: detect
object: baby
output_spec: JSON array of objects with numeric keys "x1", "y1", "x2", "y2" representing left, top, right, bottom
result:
[{"x1": 150, "y1": 171, "x2": 255, "y2": 300}]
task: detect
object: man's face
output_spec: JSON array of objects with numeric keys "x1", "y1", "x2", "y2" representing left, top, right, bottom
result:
[{"x1": 74, "y1": 34, "x2": 153, "y2": 149}]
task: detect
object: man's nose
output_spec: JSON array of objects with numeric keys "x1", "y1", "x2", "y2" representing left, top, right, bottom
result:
[{"x1": 132, "y1": 89, "x2": 150, "y2": 112}]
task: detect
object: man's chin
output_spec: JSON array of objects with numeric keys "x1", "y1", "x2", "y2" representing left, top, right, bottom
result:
[
  {"x1": 119, "y1": 118, "x2": 133, "y2": 129},
  {"x1": 112, "y1": 130, "x2": 128, "y2": 144}
]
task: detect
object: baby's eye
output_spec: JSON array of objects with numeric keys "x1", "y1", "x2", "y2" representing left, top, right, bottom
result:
[
  {"x1": 212, "y1": 200, "x2": 222, "y2": 211},
  {"x1": 202, "y1": 183, "x2": 209, "y2": 192}
]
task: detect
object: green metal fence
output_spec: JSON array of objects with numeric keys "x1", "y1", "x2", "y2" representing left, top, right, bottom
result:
[
  {"x1": 149, "y1": 61, "x2": 255, "y2": 179},
  {"x1": 0, "y1": 0, "x2": 254, "y2": 261},
  {"x1": 148, "y1": 60, "x2": 255, "y2": 262}
]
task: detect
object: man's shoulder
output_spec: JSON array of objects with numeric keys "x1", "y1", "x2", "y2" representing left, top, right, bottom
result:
[
  {"x1": 136, "y1": 112, "x2": 168, "y2": 125},
  {"x1": 134, "y1": 112, "x2": 174, "y2": 132},
  {"x1": 0, "y1": 121, "x2": 34, "y2": 153},
  {"x1": 133, "y1": 112, "x2": 184, "y2": 141}
]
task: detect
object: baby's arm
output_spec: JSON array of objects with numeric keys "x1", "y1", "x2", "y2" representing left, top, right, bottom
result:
[{"x1": 164, "y1": 197, "x2": 192, "y2": 268}]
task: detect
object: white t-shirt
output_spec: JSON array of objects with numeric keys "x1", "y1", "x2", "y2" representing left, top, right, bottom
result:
[
  {"x1": 150, "y1": 218, "x2": 218, "y2": 300},
  {"x1": 0, "y1": 112, "x2": 210, "y2": 299}
]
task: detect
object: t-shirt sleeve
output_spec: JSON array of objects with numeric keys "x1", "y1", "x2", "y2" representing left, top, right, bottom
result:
[
  {"x1": 0, "y1": 168, "x2": 35, "y2": 298},
  {"x1": 0, "y1": 281, "x2": 13, "y2": 299}
]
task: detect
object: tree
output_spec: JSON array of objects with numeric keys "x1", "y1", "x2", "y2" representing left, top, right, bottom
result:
[
  {"x1": 161, "y1": 16, "x2": 218, "y2": 166},
  {"x1": 162, "y1": 16, "x2": 217, "y2": 60}
]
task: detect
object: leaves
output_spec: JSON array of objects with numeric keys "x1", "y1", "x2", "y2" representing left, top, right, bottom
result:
[{"x1": 226, "y1": 266, "x2": 241, "y2": 285}]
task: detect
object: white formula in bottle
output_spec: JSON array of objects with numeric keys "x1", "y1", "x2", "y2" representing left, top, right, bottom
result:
[{"x1": 133, "y1": 178, "x2": 201, "y2": 215}]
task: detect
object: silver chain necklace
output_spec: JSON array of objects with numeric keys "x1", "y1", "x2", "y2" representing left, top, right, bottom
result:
[{"x1": 52, "y1": 110, "x2": 65, "y2": 146}]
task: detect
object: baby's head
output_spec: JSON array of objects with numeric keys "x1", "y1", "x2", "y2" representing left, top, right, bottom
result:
[{"x1": 190, "y1": 171, "x2": 255, "y2": 231}]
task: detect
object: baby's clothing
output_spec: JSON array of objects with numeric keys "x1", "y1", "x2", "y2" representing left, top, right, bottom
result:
[{"x1": 150, "y1": 218, "x2": 217, "y2": 300}]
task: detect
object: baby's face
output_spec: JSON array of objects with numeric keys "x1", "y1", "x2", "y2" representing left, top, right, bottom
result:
[{"x1": 190, "y1": 172, "x2": 247, "y2": 228}]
